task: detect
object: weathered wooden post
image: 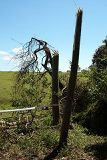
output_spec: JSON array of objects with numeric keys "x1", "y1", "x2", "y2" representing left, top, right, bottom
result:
[
  {"x1": 59, "y1": 9, "x2": 83, "y2": 145},
  {"x1": 52, "y1": 52, "x2": 59, "y2": 125}
]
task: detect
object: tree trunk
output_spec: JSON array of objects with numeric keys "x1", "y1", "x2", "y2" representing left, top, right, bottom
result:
[
  {"x1": 59, "y1": 9, "x2": 83, "y2": 146},
  {"x1": 52, "y1": 53, "x2": 59, "y2": 125}
]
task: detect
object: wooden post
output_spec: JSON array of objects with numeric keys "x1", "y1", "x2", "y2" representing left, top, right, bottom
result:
[
  {"x1": 52, "y1": 53, "x2": 59, "y2": 125},
  {"x1": 59, "y1": 9, "x2": 83, "y2": 145},
  {"x1": 42, "y1": 65, "x2": 64, "y2": 90}
]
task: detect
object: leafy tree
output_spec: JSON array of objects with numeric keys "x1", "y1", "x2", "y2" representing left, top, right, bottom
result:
[
  {"x1": 92, "y1": 37, "x2": 107, "y2": 69},
  {"x1": 89, "y1": 66, "x2": 107, "y2": 101},
  {"x1": 74, "y1": 37, "x2": 107, "y2": 135},
  {"x1": 90, "y1": 37, "x2": 107, "y2": 101}
]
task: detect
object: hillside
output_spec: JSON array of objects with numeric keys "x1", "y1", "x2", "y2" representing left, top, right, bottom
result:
[{"x1": 0, "y1": 72, "x2": 16, "y2": 106}]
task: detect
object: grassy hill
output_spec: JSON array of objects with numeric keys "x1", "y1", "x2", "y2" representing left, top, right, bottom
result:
[{"x1": 0, "y1": 72, "x2": 16, "y2": 106}]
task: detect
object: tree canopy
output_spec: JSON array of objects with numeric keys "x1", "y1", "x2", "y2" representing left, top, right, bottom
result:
[{"x1": 92, "y1": 37, "x2": 107, "y2": 69}]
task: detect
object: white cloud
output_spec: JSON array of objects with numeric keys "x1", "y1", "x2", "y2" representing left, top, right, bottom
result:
[
  {"x1": 0, "y1": 50, "x2": 13, "y2": 61},
  {"x1": 0, "y1": 47, "x2": 23, "y2": 62},
  {"x1": 0, "y1": 48, "x2": 22, "y2": 71},
  {"x1": 0, "y1": 51, "x2": 10, "y2": 56},
  {"x1": 3, "y1": 55, "x2": 12, "y2": 61}
]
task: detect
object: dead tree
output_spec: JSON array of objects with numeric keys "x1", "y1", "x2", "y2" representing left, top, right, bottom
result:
[
  {"x1": 14, "y1": 38, "x2": 65, "y2": 125},
  {"x1": 16, "y1": 37, "x2": 64, "y2": 90},
  {"x1": 59, "y1": 9, "x2": 83, "y2": 146}
]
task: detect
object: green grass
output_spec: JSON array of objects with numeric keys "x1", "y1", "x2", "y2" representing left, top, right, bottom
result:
[
  {"x1": 0, "y1": 109, "x2": 106, "y2": 159},
  {"x1": 0, "y1": 72, "x2": 17, "y2": 106},
  {"x1": 0, "y1": 71, "x2": 88, "y2": 107},
  {"x1": 0, "y1": 71, "x2": 51, "y2": 107}
]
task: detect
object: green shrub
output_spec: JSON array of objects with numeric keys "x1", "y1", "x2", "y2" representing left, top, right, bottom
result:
[
  {"x1": 11, "y1": 73, "x2": 51, "y2": 108},
  {"x1": 73, "y1": 100, "x2": 107, "y2": 135},
  {"x1": 89, "y1": 67, "x2": 107, "y2": 102},
  {"x1": 73, "y1": 80, "x2": 91, "y2": 113}
]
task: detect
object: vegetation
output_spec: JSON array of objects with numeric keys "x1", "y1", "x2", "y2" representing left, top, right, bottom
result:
[
  {"x1": 1, "y1": 37, "x2": 107, "y2": 159},
  {"x1": 92, "y1": 38, "x2": 107, "y2": 69},
  {"x1": 0, "y1": 72, "x2": 16, "y2": 106},
  {"x1": 73, "y1": 38, "x2": 107, "y2": 136},
  {"x1": 0, "y1": 109, "x2": 106, "y2": 160},
  {"x1": 11, "y1": 72, "x2": 51, "y2": 108}
]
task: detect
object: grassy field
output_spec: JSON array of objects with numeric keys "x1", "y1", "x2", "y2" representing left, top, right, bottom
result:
[
  {"x1": 0, "y1": 72, "x2": 17, "y2": 107},
  {"x1": 0, "y1": 71, "x2": 67, "y2": 108},
  {"x1": 0, "y1": 71, "x2": 86, "y2": 107}
]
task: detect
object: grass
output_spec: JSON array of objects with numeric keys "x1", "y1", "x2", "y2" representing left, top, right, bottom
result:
[
  {"x1": 0, "y1": 109, "x2": 106, "y2": 159},
  {"x1": 0, "y1": 72, "x2": 16, "y2": 106},
  {"x1": 0, "y1": 71, "x2": 87, "y2": 107},
  {"x1": 0, "y1": 71, "x2": 52, "y2": 108},
  {"x1": 0, "y1": 71, "x2": 106, "y2": 159}
]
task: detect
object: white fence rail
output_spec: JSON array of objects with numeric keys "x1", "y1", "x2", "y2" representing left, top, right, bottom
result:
[
  {"x1": 0, "y1": 106, "x2": 49, "y2": 127},
  {"x1": 0, "y1": 107, "x2": 36, "y2": 113},
  {"x1": 0, "y1": 105, "x2": 49, "y2": 114}
]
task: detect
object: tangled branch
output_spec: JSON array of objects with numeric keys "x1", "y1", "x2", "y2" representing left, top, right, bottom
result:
[{"x1": 16, "y1": 37, "x2": 56, "y2": 75}]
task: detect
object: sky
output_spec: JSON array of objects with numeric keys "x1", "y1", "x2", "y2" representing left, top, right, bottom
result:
[{"x1": 0, "y1": 0, "x2": 107, "y2": 71}]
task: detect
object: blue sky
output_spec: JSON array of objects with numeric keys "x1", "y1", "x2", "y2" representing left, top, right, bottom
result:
[{"x1": 0, "y1": 0, "x2": 107, "y2": 71}]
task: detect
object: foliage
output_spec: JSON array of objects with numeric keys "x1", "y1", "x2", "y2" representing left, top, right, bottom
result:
[
  {"x1": 92, "y1": 37, "x2": 107, "y2": 69},
  {"x1": 78, "y1": 65, "x2": 107, "y2": 135},
  {"x1": 1, "y1": 38, "x2": 107, "y2": 159},
  {"x1": 73, "y1": 100, "x2": 107, "y2": 135},
  {"x1": 11, "y1": 72, "x2": 51, "y2": 108},
  {"x1": 89, "y1": 66, "x2": 107, "y2": 101},
  {"x1": 78, "y1": 69, "x2": 90, "y2": 82},
  {"x1": 0, "y1": 70, "x2": 107, "y2": 159},
  {"x1": 73, "y1": 79, "x2": 91, "y2": 113},
  {"x1": 59, "y1": 78, "x2": 91, "y2": 116},
  {"x1": 73, "y1": 38, "x2": 107, "y2": 135}
]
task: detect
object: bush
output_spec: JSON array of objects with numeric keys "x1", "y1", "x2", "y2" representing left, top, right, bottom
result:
[
  {"x1": 73, "y1": 65, "x2": 107, "y2": 135},
  {"x1": 73, "y1": 100, "x2": 107, "y2": 135},
  {"x1": 73, "y1": 80, "x2": 91, "y2": 113},
  {"x1": 89, "y1": 67, "x2": 107, "y2": 102},
  {"x1": 11, "y1": 73, "x2": 51, "y2": 108}
]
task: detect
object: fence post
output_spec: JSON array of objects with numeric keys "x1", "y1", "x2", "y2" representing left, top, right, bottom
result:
[
  {"x1": 52, "y1": 52, "x2": 59, "y2": 125},
  {"x1": 59, "y1": 9, "x2": 83, "y2": 146}
]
